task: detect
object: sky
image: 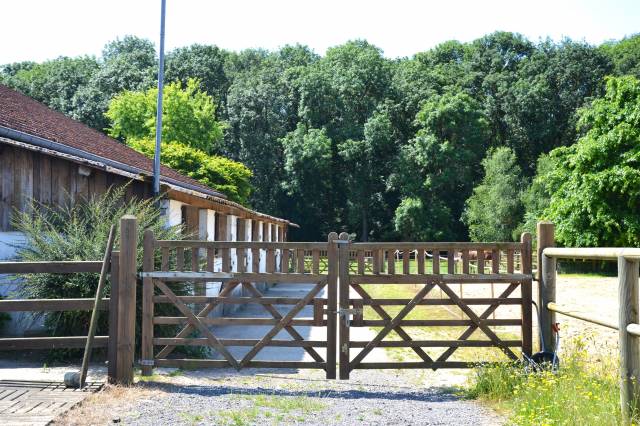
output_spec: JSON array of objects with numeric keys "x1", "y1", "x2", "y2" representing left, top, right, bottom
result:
[{"x1": 1, "y1": 0, "x2": 639, "y2": 64}]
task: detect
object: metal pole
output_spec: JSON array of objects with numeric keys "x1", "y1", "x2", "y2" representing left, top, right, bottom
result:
[{"x1": 153, "y1": 0, "x2": 167, "y2": 196}]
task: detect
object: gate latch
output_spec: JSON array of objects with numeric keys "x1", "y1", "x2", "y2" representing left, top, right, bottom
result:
[{"x1": 337, "y1": 308, "x2": 363, "y2": 327}]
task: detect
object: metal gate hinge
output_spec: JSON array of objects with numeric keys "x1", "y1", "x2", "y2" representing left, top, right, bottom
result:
[
  {"x1": 139, "y1": 359, "x2": 155, "y2": 366},
  {"x1": 342, "y1": 343, "x2": 349, "y2": 354}
]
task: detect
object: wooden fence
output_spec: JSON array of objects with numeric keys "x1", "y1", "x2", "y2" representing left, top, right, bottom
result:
[
  {"x1": 537, "y1": 222, "x2": 640, "y2": 424},
  {"x1": 0, "y1": 215, "x2": 138, "y2": 385}
]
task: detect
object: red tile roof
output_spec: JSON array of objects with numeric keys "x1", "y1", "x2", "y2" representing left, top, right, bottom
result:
[{"x1": 0, "y1": 83, "x2": 224, "y2": 198}]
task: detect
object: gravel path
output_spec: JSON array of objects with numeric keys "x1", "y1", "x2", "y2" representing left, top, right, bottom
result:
[{"x1": 103, "y1": 368, "x2": 503, "y2": 426}]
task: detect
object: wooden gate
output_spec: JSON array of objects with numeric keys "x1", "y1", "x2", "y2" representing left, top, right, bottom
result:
[
  {"x1": 140, "y1": 230, "x2": 533, "y2": 380},
  {"x1": 336, "y1": 232, "x2": 533, "y2": 380},
  {"x1": 140, "y1": 231, "x2": 339, "y2": 379}
]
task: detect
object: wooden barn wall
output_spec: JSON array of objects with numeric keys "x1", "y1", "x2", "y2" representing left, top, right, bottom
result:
[{"x1": 0, "y1": 144, "x2": 151, "y2": 231}]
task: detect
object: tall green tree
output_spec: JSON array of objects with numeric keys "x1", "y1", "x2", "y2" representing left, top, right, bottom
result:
[
  {"x1": 462, "y1": 147, "x2": 525, "y2": 241},
  {"x1": 339, "y1": 110, "x2": 396, "y2": 241},
  {"x1": 224, "y1": 46, "x2": 317, "y2": 216},
  {"x1": 73, "y1": 36, "x2": 157, "y2": 129},
  {"x1": 165, "y1": 44, "x2": 231, "y2": 112},
  {"x1": 0, "y1": 57, "x2": 99, "y2": 116},
  {"x1": 392, "y1": 92, "x2": 490, "y2": 240},
  {"x1": 541, "y1": 76, "x2": 640, "y2": 246},
  {"x1": 281, "y1": 125, "x2": 335, "y2": 239},
  {"x1": 601, "y1": 34, "x2": 640, "y2": 78}
]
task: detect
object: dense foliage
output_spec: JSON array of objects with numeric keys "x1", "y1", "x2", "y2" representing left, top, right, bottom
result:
[
  {"x1": 535, "y1": 76, "x2": 640, "y2": 246},
  {"x1": 11, "y1": 187, "x2": 191, "y2": 358},
  {"x1": 3, "y1": 32, "x2": 639, "y2": 242},
  {"x1": 462, "y1": 147, "x2": 524, "y2": 241},
  {"x1": 130, "y1": 138, "x2": 252, "y2": 205},
  {"x1": 106, "y1": 78, "x2": 224, "y2": 153}
]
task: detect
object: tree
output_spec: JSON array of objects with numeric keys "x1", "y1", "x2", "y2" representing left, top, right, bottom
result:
[
  {"x1": 165, "y1": 44, "x2": 231, "y2": 111},
  {"x1": 339, "y1": 110, "x2": 396, "y2": 241},
  {"x1": 129, "y1": 139, "x2": 252, "y2": 205},
  {"x1": 542, "y1": 76, "x2": 640, "y2": 246},
  {"x1": 72, "y1": 36, "x2": 157, "y2": 129},
  {"x1": 462, "y1": 147, "x2": 524, "y2": 241},
  {"x1": 106, "y1": 78, "x2": 224, "y2": 154},
  {"x1": 504, "y1": 39, "x2": 611, "y2": 172},
  {"x1": 0, "y1": 57, "x2": 99, "y2": 116},
  {"x1": 601, "y1": 34, "x2": 640, "y2": 79},
  {"x1": 224, "y1": 46, "x2": 316, "y2": 216},
  {"x1": 392, "y1": 92, "x2": 490, "y2": 240},
  {"x1": 281, "y1": 125, "x2": 335, "y2": 239}
]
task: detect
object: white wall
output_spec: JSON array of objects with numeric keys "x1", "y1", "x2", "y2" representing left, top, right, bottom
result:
[
  {"x1": 0, "y1": 232, "x2": 43, "y2": 336},
  {"x1": 162, "y1": 199, "x2": 185, "y2": 227}
]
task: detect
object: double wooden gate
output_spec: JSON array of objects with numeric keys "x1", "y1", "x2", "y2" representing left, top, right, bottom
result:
[{"x1": 140, "y1": 231, "x2": 532, "y2": 380}]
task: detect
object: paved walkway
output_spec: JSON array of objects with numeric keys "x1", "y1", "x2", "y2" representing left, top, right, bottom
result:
[{"x1": 209, "y1": 282, "x2": 388, "y2": 363}]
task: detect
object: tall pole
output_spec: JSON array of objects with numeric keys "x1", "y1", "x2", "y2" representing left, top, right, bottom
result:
[{"x1": 153, "y1": 0, "x2": 167, "y2": 196}]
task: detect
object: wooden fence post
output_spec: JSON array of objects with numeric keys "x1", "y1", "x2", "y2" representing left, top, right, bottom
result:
[
  {"x1": 326, "y1": 232, "x2": 339, "y2": 380},
  {"x1": 619, "y1": 255, "x2": 640, "y2": 424},
  {"x1": 141, "y1": 229, "x2": 155, "y2": 377},
  {"x1": 537, "y1": 222, "x2": 556, "y2": 352},
  {"x1": 116, "y1": 215, "x2": 138, "y2": 385},
  {"x1": 107, "y1": 250, "x2": 120, "y2": 384},
  {"x1": 520, "y1": 232, "x2": 533, "y2": 358},
  {"x1": 337, "y1": 232, "x2": 351, "y2": 380}
]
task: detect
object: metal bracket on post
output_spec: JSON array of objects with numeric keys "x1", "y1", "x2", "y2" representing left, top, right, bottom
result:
[
  {"x1": 138, "y1": 359, "x2": 155, "y2": 367},
  {"x1": 337, "y1": 308, "x2": 363, "y2": 327}
]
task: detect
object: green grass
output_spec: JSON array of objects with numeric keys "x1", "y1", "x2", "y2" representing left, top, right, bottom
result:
[
  {"x1": 465, "y1": 336, "x2": 631, "y2": 425},
  {"x1": 217, "y1": 394, "x2": 327, "y2": 425},
  {"x1": 217, "y1": 407, "x2": 260, "y2": 426}
]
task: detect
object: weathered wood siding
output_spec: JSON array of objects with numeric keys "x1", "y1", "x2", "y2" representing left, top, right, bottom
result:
[{"x1": 0, "y1": 144, "x2": 151, "y2": 231}]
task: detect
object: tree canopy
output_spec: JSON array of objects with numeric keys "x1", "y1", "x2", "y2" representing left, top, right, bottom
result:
[
  {"x1": 539, "y1": 76, "x2": 640, "y2": 246},
  {"x1": 3, "y1": 32, "x2": 639, "y2": 242}
]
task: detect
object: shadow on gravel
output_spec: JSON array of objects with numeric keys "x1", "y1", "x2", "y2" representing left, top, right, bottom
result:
[{"x1": 136, "y1": 381, "x2": 462, "y2": 403}]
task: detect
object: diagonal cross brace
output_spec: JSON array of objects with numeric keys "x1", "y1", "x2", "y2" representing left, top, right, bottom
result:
[
  {"x1": 349, "y1": 283, "x2": 436, "y2": 370},
  {"x1": 155, "y1": 280, "x2": 240, "y2": 369},
  {"x1": 156, "y1": 282, "x2": 240, "y2": 359},
  {"x1": 242, "y1": 283, "x2": 326, "y2": 364},
  {"x1": 436, "y1": 282, "x2": 519, "y2": 361},
  {"x1": 437, "y1": 283, "x2": 519, "y2": 363},
  {"x1": 239, "y1": 280, "x2": 327, "y2": 368},
  {"x1": 351, "y1": 283, "x2": 434, "y2": 364}
]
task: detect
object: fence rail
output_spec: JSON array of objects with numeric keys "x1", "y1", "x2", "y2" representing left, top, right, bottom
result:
[{"x1": 537, "y1": 222, "x2": 640, "y2": 424}]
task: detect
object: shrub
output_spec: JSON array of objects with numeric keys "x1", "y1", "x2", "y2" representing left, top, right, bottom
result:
[{"x1": 11, "y1": 185, "x2": 196, "y2": 359}]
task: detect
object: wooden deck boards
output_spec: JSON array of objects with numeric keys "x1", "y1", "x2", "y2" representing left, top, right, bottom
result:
[{"x1": 0, "y1": 380, "x2": 102, "y2": 425}]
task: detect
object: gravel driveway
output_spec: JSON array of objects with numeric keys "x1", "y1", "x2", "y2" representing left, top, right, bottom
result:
[{"x1": 67, "y1": 368, "x2": 503, "y2": 426}]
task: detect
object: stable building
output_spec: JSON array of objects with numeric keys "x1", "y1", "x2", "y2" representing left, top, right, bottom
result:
[{"x1": 0, "y1": 84, "x2": 295, "y2": 335}]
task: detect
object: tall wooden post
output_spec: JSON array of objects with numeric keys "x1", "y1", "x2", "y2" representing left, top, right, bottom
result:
[
  {"x1": 520, "y1": 232, "x2": 533, "y2": 358},
  {"x1": 619, "y1": 255, "x2": 640, "y2": 424},
  {"x1": 107, "y1": 250, "x2": 120, "y2": 384},
  {"x1": 326, "y1": 232, "x2": 338, "y2": 379},
  {"x1": 141, "y1": 229, "x2": 155, "y2": 376},
  {"x1": 337, "y1": 232, "x2": 351, "y2": 380},
  {"x1": 116, "y1": 215, "x2": 137, "y2": 385},
  {"x1": 537, "y1": 222, "x2": 556, "y2": 352}
]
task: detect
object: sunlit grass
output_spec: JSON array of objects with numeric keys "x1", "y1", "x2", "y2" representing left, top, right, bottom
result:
[{"x1": 465, "y1": 336, "x2": 629, "y2": 425}]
